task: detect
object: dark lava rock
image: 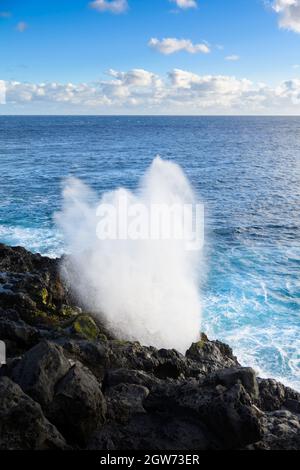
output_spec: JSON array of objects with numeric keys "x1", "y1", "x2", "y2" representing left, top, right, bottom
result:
[
  {"x1": 49, "y1": 362, "x2": 107, "y2": 447},
  {"x1": 0, "y1": 309, "x2": 39, "y2": 358},
  {"x1": 88, "y1": 412, "x2": 214, "y2": 451},
  {"x1": 247, "y1": 410, "x2": 300, "y2": 450},
  {"x1": 0, "y1": 243, "x2": 71, "y2": 326},
  {"x1": 10, "y1": 340, "x2": 71, "y2": 408},
  {"x1": 143, "y1": 373, "x2": 261, "y2": 449},
  {"x1": 105, "y1": 382, "x2": 149, "y2": 424},
  {"x1": 0, "y1": 243, "x2": 300, "y2": 451},
  {"x1": 186, "y1": 333, "x2": 239, "y2": 372},
  {"x1": 203, "y1": 367, "x2": 259, "y2": 400},
  {"x1": 0, "y1": 376, "x2": 68, "y2": 450},
  {"x1": 9, "y1": 340, "x2": 106, "y2": 447},
  {"x1": 104, "y1": 368, "x2": 159, "y2": 390},
  {"x1": 258, "y1": 378, "x2": 300, "y2": 413}
]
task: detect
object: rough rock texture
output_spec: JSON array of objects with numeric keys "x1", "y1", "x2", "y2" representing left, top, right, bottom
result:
[
  {"x1": 0, "y1": 243, "x2": 299, "y2": 450},
  {"x1": 0, "y1": 376, "x2": 68, "y2": 450}
]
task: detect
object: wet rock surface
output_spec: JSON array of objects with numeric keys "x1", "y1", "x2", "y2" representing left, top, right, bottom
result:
[{"x1": 0, "y1": 243, "x2": 299, "y2": 450}]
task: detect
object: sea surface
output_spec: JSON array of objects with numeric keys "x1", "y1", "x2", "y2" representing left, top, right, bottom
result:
[{"x1": 0, "y1": 116, "x2": 299, "y2": 390}]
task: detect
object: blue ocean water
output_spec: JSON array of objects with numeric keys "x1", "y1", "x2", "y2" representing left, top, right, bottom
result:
[{"x1": 0, "y1": 116, "x2": 299, "y2": 390}]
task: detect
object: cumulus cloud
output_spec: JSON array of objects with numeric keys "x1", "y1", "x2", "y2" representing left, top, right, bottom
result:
[
  {"x1": 16, "y1": 21, "x2": 28, "y2": 32},
  {"x1": 90, "y1": 0, "x2": 128, "y2": 14},
  {"x1": 275, "y1": 78, "x2": 300, "y2": 103},
  {"x1": 170, "y1": 0, "x2": 197, "y2": 9},
  {"x1": 149, "y1": 38, "x2": 210, "y2": 54},
  {"x1": 4, "y1": 69, "x2": 300, "y2": 114},
  {"x1": 273, "y1": 0, "x2": 300, "y2": 33},
  {"x1": 225, "y1": 55, "x2": 240, "y2": 61}
]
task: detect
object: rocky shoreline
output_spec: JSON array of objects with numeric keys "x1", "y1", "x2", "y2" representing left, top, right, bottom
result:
[{"x1": 0, "y1": 242, "x2": 299, "y2": 450}]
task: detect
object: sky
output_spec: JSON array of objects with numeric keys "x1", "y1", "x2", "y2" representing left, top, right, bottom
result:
[{"x1": 1, "y1": 0, "x2": 300, "y2": 114}]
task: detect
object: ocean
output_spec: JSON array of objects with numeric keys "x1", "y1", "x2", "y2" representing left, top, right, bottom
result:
[{"x1": 0, "y1": 115, "x2": 299, "y2": 390}]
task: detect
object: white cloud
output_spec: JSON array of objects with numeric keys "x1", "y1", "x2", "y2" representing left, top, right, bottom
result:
[
  {"x1": 225, "y1": 55, "x2": 240, "y2": 61},
  {"x1": 90, "y1": 0, "x2": 128, "y2": 14},
  {"x1": 107, "y1": 68, "x2": 162, "y2": 87},
  {"x1": 275, "y1": 78, "x2": 300, "y2": 103},
  {"x1": 273, "y1": 0, "x2": 300, "y2": 33},
  {"x1": 0, "y1": 80, "x2": 6, "y2": 104},
  {"x1": 149, "y1": 38, "x2": 210, "y2": 54},
  {"x1": 4, "y1": 69, "x2": 300, "y2": 114},
  {"x1": 16, "y1": 22, "x2": 28, "y2": 32},
  {"x1": 170, "y1": 0, "x2": 197, "y2": 9}
]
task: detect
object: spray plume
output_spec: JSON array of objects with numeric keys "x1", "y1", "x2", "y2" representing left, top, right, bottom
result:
[{"x1": 56, "y1": 157, "x2": 202, "y2": 352}]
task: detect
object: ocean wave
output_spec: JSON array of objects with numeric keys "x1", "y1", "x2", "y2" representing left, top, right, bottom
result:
[{"x1": 0, "y1": 224, "x2": 63, "y2": 258}]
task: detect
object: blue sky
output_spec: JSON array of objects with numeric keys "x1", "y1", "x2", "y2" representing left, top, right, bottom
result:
[{"x1": 1, "y1": 0, "x2": 300, "y2": 114}]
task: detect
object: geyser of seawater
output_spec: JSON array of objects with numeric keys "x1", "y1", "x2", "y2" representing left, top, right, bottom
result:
[{"x1": 56, "y1": 156, "x2": 203, "y2": 353}]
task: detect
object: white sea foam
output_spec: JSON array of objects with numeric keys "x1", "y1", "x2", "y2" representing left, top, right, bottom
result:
[{"x1": 0, "y1": 225, "x2": 63, "y2": 258}]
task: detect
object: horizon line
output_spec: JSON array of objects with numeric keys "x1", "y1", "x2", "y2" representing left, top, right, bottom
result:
[{"x1": 1, "y1": 114, "x2": 300, "y2": 118}]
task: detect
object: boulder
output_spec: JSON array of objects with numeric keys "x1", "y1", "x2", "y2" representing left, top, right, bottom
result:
[
  {"x1": 186, "y1": 333, "x2": 239, "y2": 373},
  {"x1": 248, "y1": 409, "x2": 300, "y2": 450},
  {"x1": 105, "y1": 383, "x2": 149, "y2": 424},
  {"x1": 104, "y1": 368, "x2": 159, "y2": 389},
  {"x1": 144, "y1": 378, "x2": 262, "y2": 449},
  {"x1": 71, "y1": 314, "x2": 100, "y2": 341},
  {"x1": 88, "y1": 412, "x2": 213, "y2": 451},
  {"x1": 49, "y1": 362, "x2": 106, "y2": 447},
  {"x1": 0, "y1": 376, "x2": 68, "y2": 450},
  {"x1": 59, "y1": 338, "x2": 110, "y2": 381},
  {"x1": 203, "y1": 367, "x2": 259, "y2": 400},
  {"x1": 0, "y1": 243, "x2": 72, "y2": 325},
  {"x1": 10, "y1": 340, "x2": 71, "y2": 407},
  {"x1": 258, "y1": 378, "x2": 300, "y2": 412},
  {"x1": 0, "y1": 309, "x2": 39, "y2": 352}
]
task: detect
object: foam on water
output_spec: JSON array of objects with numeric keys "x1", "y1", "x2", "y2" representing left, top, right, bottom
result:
[
  {"x1": 0, "y1": 225, "x2": 63, "y2": 258},
  {"x1": 0, "y1": 116, "x2": 299, "y2": 390}
]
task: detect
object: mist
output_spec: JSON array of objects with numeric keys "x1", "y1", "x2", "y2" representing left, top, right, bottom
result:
[{"x1": 56, "y1": 157, "x2": 203, "y2": 352}]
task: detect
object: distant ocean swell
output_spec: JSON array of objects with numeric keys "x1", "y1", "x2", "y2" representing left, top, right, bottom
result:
[{"x1": 0, "y1": 116, "x2": 299, "y2": 390}]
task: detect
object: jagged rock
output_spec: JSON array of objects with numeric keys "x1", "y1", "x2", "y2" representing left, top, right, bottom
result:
[
  {"x1": 10, "y1": 340, "x2": 71, "y2": 407},
  {"x1": 258, "y1": 378, "x2": 300, "y2": 413},
  {"x1": 49, "y1": 362, "x2": 107, "y2": 447},
  {"x1": 104, "y1": 368, "x2": 159, "y2": 389},
  {"x1": 88, "y1": 413, "x2": 214, "y2": 451},
  {"x1": 144, "y1": 376, "x2": 261, "y2": 449},
  {"x1": 58, "y1": 338, "x2": 110, "y2": 381},
  {"x1": 105, "y1": 383, "x2": 149, "y2": 424},
  {"x1": 102, "y1": 341, "x2": 202, "y2": 379},
  {"x1": 186, "y1": 333, "x2": 239, "y2": 373},
  {"x1": 203, "y1": 367, "x2": 259, "y2": 400},
  {"x1": 8, "y1": 340, "x2": 106, "y2": 447},
  {"x1": 0, "y1": 308, "x2": 39, "y2": 353},
  {"x1": 0, "y1": 243, "x2": 71, "y2": 325},
  {"x1": 0, "y1": 244, "x2": 300, "y2": 451},
  {"x1": 248, "y1": 410, "x2": 300, "y2": 450},
  {"x1": 0, "y1": 376, "x2": 68, "y2": 450},
  {"x1": 0, "y1": 243, "x2": 47, "y2": 273}
]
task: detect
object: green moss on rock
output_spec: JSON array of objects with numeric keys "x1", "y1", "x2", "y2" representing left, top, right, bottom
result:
[
  {"x1": 26, "y1": 309, "x2": 61, "y2": 327},
  {"x1": 41, "y1": 288, "x2": 48, "y2": 305},
  {"x1": 60, "y1": 305, "x2": 81, "y2": 317},
  {"x1": 72, "y1": 314, "x2": 99, "y2": 341},
  {"x1": 187, "y1": 333, "x2": 209, "y2": 356}
]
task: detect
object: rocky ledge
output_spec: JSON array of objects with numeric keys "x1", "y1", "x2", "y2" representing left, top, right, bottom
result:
[{"x1": 0, "y1": 242, "x2": 299, "y2": 450}]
